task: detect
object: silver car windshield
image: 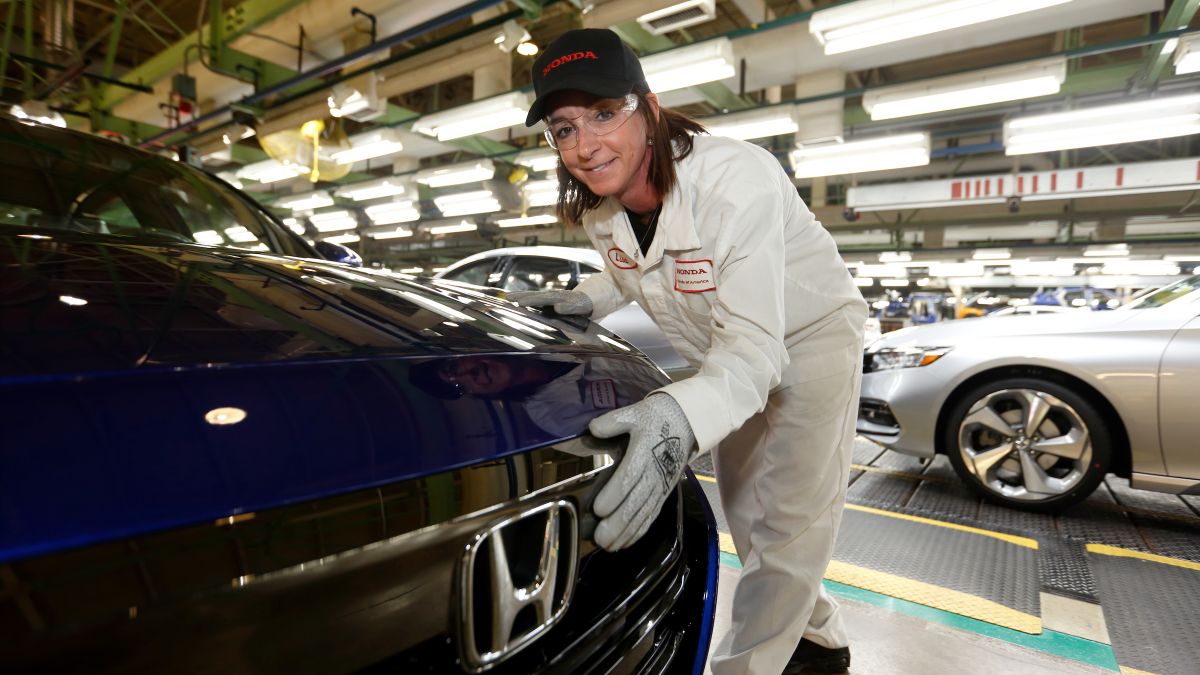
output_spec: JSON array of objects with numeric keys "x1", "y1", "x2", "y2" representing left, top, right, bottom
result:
[{"x1": 1120, "y1": 275, "x2": 1200, "y2": 310}]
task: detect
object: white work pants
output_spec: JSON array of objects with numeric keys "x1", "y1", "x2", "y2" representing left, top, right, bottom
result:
[{"x1": 707, "y1": 316, "x2": 862, "y2": 675}]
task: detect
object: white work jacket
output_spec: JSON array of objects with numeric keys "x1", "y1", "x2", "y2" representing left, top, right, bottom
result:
[{"x1": 575, "y1": 134, "x2": 867, "y2": 453}]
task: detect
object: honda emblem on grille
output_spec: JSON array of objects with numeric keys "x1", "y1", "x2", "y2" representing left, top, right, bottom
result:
[{"x1": 458, "y1": 500, "x2": 578, "y2": 671}]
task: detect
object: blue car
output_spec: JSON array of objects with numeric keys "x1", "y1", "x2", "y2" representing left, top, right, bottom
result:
[{"x1": 0, "y1": 116, "x2": 717, "y2": 673}]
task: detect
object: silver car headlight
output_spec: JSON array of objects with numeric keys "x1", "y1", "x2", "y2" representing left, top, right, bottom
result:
[{"x1": 865, "y1": 346, "x2": 952, "y2": 373}]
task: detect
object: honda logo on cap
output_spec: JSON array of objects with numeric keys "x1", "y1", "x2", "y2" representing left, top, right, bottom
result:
[{"x1": 457, "y1": 500, "x2": 578, "y2": 671}]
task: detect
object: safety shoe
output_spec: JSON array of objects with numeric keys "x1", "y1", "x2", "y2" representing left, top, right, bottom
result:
[{"x1": 782, "y1": 637, "x2": 851, "y2": 673}]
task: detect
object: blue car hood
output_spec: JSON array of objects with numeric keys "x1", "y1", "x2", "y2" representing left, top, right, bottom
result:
[{"x1": 0, "y1": 233, "x2": 666, "y2": 562}]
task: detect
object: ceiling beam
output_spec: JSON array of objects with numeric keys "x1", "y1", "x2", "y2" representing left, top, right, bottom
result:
[{"x1": 1134, "y1": 0, "x2": 1200, "y2": 88}]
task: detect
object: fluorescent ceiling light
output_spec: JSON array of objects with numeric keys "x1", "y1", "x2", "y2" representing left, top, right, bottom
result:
[
  {"x1": 336, "y1": 177, "x2": 408, "y2": 201},
  {"x1": 10, "y1": 100, "x2": 67, "y2": 128},
  {"x1": 331, "y1": 127, "x2": 404, "y2": 165},
  {"x1": 193, "y1": 230, "x2": 225, "y2": 245},
  {"x1": 1164, "y1": 253, "x2": 1200, "y2": 261},
  {"x1": 853, "y1": 277, "x2": 875, "y2": 287},
  {"x1": 416, "y1": 160, "x2": 496, "y2": 188},
  {"x1": 428, "y1": 220, "x2": 479, "y2": 235},
  {"x1": 878, "y1": 251, "x2": 912, "y2": 263},
  {"x1": 809, "y1": 0, "x2": 1076, "y2": 55},
  {"x1": 365, "y1": 200, "x2": 420, "y2": 225},
  {"x1": 497, "y1": 214, "x2": 558, "y2": 227},
  {"x1": 865, "y1": 58, "x2": 1067, "y2": 121},
  {"x1": 412, "y1": 91, "x2": 532, "y2": 141},
  {"x1": 972, "y1": 248, "x2": 1012, "y2": 260},
  {"x1": 281, "y1": 217, "x2": 305, "y2": 235},
  {"x1": 523, "y1": 178, "x2": 560, "y2": 208},
  {"x1": 641, "y1": 37, "x2": 736, "y2": 92},
  {"x1": 224, "y1": 226, "x2": 257, "y2": 243},
  {"x1": 1101, "y1": 260, "x2": 1180, "y2": 276},
  {"x1": 704, "y1": 106, "x2": 799, "y2": 140},
  {"x1": 308, "y1": 209, "x2": 358, "y2": 232},
  {"x1": 1174, "y1": 34, "x2": 1200, "y2": 75},
  {"x1": 1083, "y1": 243, "x2": 1130, "y2": 257},
  {"x1": 1004, "y1": 94, "x2": 1200, "y2": 155},
  {"x1": 434, "y1": 190, "x2": 501, "y2": 217},
  {"x1": 276, "y1": 190, "x2": 334, "y2": 212},
  {"x1": 880, "y1": 279, "x2": 910, "y2": 287},
  {"x1": 322, "y1": 233, "x2": 361, "y2": 244},
  {"x1": 367, "y1": 227, "x2": 414, "y2": 240},
  {"x1": 790, "y1": 133, "x2": 931, "y2": 178},
  {"x1": 514, "y1": 148, "x2": 559, "y2": 173},
  {"x1": 236, "y1": 159, "x2": 307, "y2": 184},
  {"x1": 929, "y1": 261, "x2": 986, "y2": 277}
]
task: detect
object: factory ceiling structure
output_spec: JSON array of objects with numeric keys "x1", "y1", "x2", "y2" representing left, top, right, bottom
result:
[{"x1": 4, "y1": 0, "x2": 1200, "y2": 275}]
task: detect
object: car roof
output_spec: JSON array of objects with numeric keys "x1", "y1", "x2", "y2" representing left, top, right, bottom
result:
[{"x1": 436, "y1": 245, "x2": 604, "y2": 275}]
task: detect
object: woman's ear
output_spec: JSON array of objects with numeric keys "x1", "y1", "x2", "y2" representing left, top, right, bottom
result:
[{"x1": 645, "y1": 92, "x2": 661, "y2": 123}]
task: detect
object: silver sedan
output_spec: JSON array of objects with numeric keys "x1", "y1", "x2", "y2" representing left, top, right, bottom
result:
[{"x1": 858, "y1": 275, "x2": 1200, "y2": 511}]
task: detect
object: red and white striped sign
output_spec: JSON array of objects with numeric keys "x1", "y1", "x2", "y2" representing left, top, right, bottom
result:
[{"x1": 847, "y1": 157, "x2": 1200, "y2": 212}]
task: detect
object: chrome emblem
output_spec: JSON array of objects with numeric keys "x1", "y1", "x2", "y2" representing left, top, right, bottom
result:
[{"x1": 458, "y1": 500, "x2": 578, "y2": 671}]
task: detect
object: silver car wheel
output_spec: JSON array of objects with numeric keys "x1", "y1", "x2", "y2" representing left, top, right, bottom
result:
[{"x1": 957, "y1": 388, "x2": 1092, "y2": 502}]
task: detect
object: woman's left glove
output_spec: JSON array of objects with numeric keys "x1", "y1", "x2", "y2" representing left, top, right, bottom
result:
[
  {"x1": 589, "y1": 393, "x2": 696, "y2": 551},
  {"x1": 508, "y1": 289, "x2": 593, "y2": 316}
]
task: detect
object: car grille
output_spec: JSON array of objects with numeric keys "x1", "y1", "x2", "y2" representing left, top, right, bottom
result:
[{"x1": 0, "y1": 438, "x2": 710, "y2": 674}]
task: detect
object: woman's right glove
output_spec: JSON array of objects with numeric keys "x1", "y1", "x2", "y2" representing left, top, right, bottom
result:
[{"x1": 508, "y1": 289, "x2": 593, "y2": 316}]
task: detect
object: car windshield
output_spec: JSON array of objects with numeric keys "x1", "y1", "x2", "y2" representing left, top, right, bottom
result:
[
  {"x1": 0, "y1": 117, "x2": 311, "y2": 257},
  {"x1": 1120, "y1": 275, "x2": 1200, "y2": 309}
]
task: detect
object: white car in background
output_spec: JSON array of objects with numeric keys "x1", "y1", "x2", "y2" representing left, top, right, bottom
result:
[{"x1": 435, "y1": 246, "x2": 690, "y2": 373}]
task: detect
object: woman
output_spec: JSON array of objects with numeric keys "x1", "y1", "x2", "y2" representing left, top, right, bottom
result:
[{"x1": 511, "y1": 28, "x2": 867, "y2": 675}]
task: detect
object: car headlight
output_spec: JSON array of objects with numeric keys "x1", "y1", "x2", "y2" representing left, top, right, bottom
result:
[{"x1": 865, "y1": 346, "x2": 951, "y2": 373}]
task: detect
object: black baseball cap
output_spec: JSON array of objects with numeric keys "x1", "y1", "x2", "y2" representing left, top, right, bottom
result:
[{"x1": 525, "y1": 28, "x2": 648, "y2": 127}]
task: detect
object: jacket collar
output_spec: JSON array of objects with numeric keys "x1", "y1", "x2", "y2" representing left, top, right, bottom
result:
[{"x1": 587, "y1": 166, "x2": 702, "y2": 266}]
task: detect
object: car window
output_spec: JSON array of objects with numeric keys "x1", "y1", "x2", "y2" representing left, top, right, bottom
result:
[
  {"x1": 0, "y1": 118, "x2": 308, "y2": 257},
  {"x1": 1121, "y1": 275, "x2": 1200, "y2": 309},
  {"x1": 442, "y1": 259, "x2": 501, "y2": 287},
  {"x1": 578, "y1": 263, "x2": 601, "y2": 286},
  {"x1": 504, "y1": 256, "x2": 573, "y2": 292}
]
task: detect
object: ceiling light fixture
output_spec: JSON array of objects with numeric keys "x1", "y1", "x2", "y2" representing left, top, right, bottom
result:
[
  {"x1": 641, "y1": 37, "x2": 736, "y2": 93},
  {"x1": 416, "y1": 160, "x2": 496, "y2": 188},
  {"x1": 412, "y1": 91, "x2": 532, "y2": 141},
  {"x1": 494, "y1": 19, "x2": 531, "y2": 53},
  {"x1": 367, "y1": 226, "x2": 414, "y2": 240},
  {"x1": 434, "y1": 190, "x2": 501, "y2": 217},
  {"x1": 790, "y1": 133, "x2": 931, "y2": 178},
  {"x1": 522, "y1": 179, "x2": 559, "y2": 208},
  {"x1": 1082, "y1": 243, "x2": 1130, "y2": 257},
  {"x1": 637, "y1": 0, "x2": 717, "y2": 35},
  {"x1": 330, "y1": 127, "x2": 405, "y2": 165},
  {"x1": 236, "y1": 159, "x2": 307, "y2": 184},
  {"x1": 1005, "y1": 94, "x2": 1200, "y2": 155},
  {"x1": 276, "y1": 190, "x2": 335, "y2": 212},
  {"x1": 704, "y1": 105, "x2": 799, "y2": 140},
  {"x1": 428, "y1": 220, "x2": 479, "y2": 235},
  {"x1": 496, "y1": 214, "x2": 558, "y2": 227},
  {"x1": 1174, "y1": 34, "x2": 1200, "y2": 74},
  {"x1": 308, "y1": 209, "x2": 359, "y2": 232},
  {"x1": 809, "y1": 0, "x2": 1076, "y2": 55},
  {"x1": 972, "y1": 248, "x2": 1012, "y2": 260},
  {"x1": 365, "y1": 200, "x2": 420, "y2": 225},
  {"x1": 865, "y1": 58, "x2": 1067, "y2": 120},
  {"x1": 335, "y1": 177, "x2": 408, "y2": 201},
  {"x1": 514, "y1": 148, "x2": 559, "y2": 173},
  {"x1": 322, "y1": 233, "x2": 361, "y2": 245}
]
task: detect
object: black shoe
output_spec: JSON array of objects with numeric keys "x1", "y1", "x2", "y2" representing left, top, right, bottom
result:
[{"x1": 783, "y1": 637, "x2": 850, "y2": 674}]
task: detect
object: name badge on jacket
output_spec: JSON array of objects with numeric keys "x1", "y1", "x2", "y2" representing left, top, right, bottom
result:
[{"x1": 674, "y1": 259, "x2": 716, "y2": 293}]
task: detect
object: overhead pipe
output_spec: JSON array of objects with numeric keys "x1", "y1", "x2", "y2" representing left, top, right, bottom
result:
[{"x1": 137, "y1": 0, "x2": 508, "y2": 148}]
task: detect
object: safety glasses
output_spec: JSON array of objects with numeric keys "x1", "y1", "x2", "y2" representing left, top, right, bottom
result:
[{"x1": 543, "y1": 94, "x2": 639, "y2": 151}]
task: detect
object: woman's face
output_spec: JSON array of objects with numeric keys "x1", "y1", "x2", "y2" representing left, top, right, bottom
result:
[
  {"x1": 440, "y1": 357, "x2": 516, "y2": 396},
  {"x1": 546, "y1": 91, "x2": 657, "y2": 205}
]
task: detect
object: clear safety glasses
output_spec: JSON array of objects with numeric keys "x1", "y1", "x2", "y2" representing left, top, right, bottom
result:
[{"x1": 543, "y1": 94, "x2": 640, "y2": 151}]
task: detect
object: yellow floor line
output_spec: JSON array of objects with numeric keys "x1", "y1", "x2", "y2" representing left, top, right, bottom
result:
[
  {"x1": 1119, "y1": 666, "x2": 1160, "y2": 675},
  {"x1": 718, "y1": 530, "x2": 1040, "y2": 634},
  {"x1": 846, "y1": 503, "x2": 1039, "y2": 549},
  {"x1": 1086, "y1": 543, "x2": 1200, "y2": 572},
  {"x1": 825, "y1": 559, "x2": 1042, "y2": 634}
]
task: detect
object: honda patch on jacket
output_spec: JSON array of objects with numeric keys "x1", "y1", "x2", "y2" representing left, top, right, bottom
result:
[{"x1": 674, "y1": 259, "x2": 716, "y2": 293}]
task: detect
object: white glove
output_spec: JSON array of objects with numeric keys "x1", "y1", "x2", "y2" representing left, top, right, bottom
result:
[
  {"x1": 508, "y1": 289, "x2": 593, "y2": 316},
  {"x1": 590, "y1": 393, "x2": 696, "y2": 551}
]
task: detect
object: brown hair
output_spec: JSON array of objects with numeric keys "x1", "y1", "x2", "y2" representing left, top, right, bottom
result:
[{"x1": 555, "y1": 89, "x2": 707, "y2": 226}]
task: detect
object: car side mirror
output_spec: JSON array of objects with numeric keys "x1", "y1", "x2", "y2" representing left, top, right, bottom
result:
[{"x1": 314, "y1": 240, "x2": 363, "y2": 267}]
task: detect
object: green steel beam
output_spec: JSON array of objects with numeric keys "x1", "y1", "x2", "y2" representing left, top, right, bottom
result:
[
  {"x1": 95, "y1": 0, "x2": 310, "y2": 111},
  {"x1": 509, "y1": 0, "x2": 543, "y2": 20},
  {"x1": 23, "y1": 0, "x2": 33, "y2": 97},
  {"x1": 88, "y1": 109, "x2": 167, "y2": 141},
  {"x1": 1136, "y1": 0, "x2": 1200, "y2": 87},
  {"x1": 612, "y1": 23, "x2": 752, "y2": 112},
  {"x1": 0, "y1": 0, "x2": 17, "y2": 97},
  {"x1": 102, "y1": 0, "x2": 128, "y2": 80}
]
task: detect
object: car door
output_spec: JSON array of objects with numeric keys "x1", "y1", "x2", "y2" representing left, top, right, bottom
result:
[
  {"x1": 441, "y1": 257, "x2": 508, "y2": 288},
  {"x1": 1158, "y1": 299, "x2": 1200, "y2": 480}
]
